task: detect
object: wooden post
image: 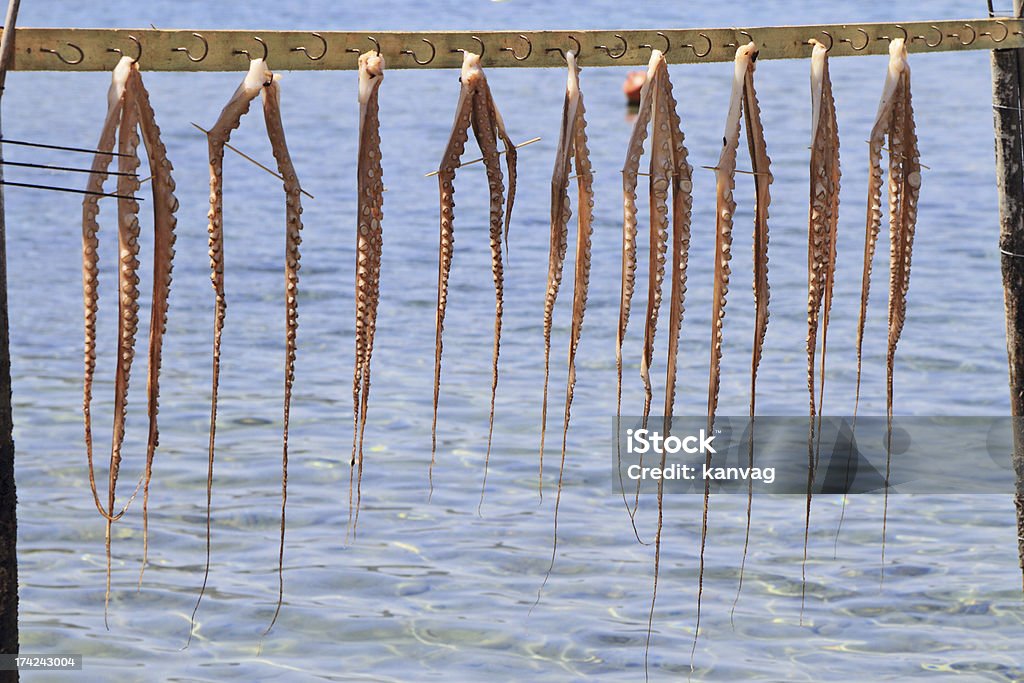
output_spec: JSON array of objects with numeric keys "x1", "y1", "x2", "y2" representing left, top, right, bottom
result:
[
  {"x1": 0, "y1": 0, "x2": 19, "y2": 668},
  {"x1": 992, "y1": 0, "x2": 1024, "y2": 589}
]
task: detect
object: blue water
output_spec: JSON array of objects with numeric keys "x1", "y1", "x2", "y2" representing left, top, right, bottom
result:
[{"x1": 8, "y1": 1, "x2": 1024, "y2": 680}]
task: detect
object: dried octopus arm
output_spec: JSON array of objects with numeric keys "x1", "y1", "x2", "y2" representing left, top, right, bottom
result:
[
  {"x1": 132, "y1": 65, "x2": 180, "y2": 585},
  {"x1": 189, "y1": 57, "x2": 269, "y2": 645},
  {"x1": 645, "y1": 61, "x2": 694, "y2": 674},
  {"x1": 488, "y1": 93, "x2": 516, "y2": 256},
  {"x1": 429, "y1": 57, "x2": 475, "y2": 493},
  {"x1": 350, "y1": 51, "x2": 385, "y2": 531},
  {"x1": 854, "y1": 39, "x2": 903, "y2": 419},
  {"x1": 615, "y1": 54, "x2": 657, "y2": 536},
  {"x1": 104, "y1": 65, "x2": 143, "y2": 624},
  {"x1": 260, "y1": 72, "x2": 305, "y2": 637},
  {"x1": 640, "y1": 54, "x2": 673, "y2": 429},
  {"x1": 538, "y1": 59, "x2": 578, "y2": 494},
  {"x1": 82, "y1": 56, "x2": 131, "y2": 522},
  {"x1": 469, "y1": 64, "x2": 508, "y2": 510}
]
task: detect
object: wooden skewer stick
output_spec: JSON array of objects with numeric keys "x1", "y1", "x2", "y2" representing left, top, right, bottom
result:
[
  {"x1": 190, "y1": 122, "x2": 315, "y2": 199},
  {"x1": 701, "y1": 164, "x2": 772, "y2": 176},
  {"x1": 424, "y1": 137, "x2": 541, "y2": 177}
]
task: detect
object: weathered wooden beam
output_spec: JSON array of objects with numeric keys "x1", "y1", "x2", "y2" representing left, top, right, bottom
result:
[
  {"x1": 0, "y1": 18, "x2": 1016, "y2": 72},
  {"x1": 992, "y1": 0, "x2": 1024, "y2": 589}
]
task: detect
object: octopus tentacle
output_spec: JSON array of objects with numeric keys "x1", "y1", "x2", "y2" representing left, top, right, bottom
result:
[
  {"x1": 261, "y1": 71, "x2": 305, "y2": 637},
  {"x1": 132, "y1": 64, "x2": 180, "y2": 587},
  {"x1": 644, "y1": 50, "x2": 694, "y2": 677},
  {"x1": 189, "y1": 57, "x2": 270, "y2": 645},
  {"x1": 489, "y1": 98, "x2": 516, "y2": 259},
  {"x1": 471, "y1": 73, "x2": 508, "y2": 512},
  {"x1": 350, "y1": 51, "x2": 385, "y2": 534},
  {"x1": 82, "y1": 57, "x2": 131, "y2": 523},
  {"x1": 616, "y1": 53, "x2": 657, "y2": 540},
  {"x1": 429, "y1": 62, "x2": 474, "y2": 495},
  {"x1": 104, "y1": 69, "x2": 143, "y2": 625},
  {"x1": 697, "y1": 43, "x2": 758, "y2": 659},
  {"x1": 799, "y1": 40, "x2": 840, "y2": 616},
  {"x1": 535, "y1": 52, "x2": 593, "y2": 605},
  {"x1": 538, "y1": 59, "x2": 577, "y2": 497}
]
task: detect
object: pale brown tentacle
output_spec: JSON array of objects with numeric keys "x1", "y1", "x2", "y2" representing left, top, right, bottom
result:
[
  {"x1": 260, "y1": 72, "x2": 305, "y2": 638},
  {"x1": 616, "y1": 54, "x2": 657, "y2": 542},
  {"x1": 799, "y1": 40, "x2": 841, "y2": 615},
  {"x1": 471, "y1": 73, "x2": 508, "y2": 513},
  {"x1": 539, "y1": 64, "x2": 576, "y2": 498},
  {"x1": 429, "y1": 62, "x2": 474, "y2": 496},
  {"x1": 104, "y1": 70, "x2": 143, "y2": 625},
  {"x1": 535, "y1": 52, "x2": 591, "y2": 608},
  {"x1": 350, "y1": 51, "x2": 385, "y2": 534},
  {"x1": 490, "y1": 99, "x2": 516, "y2": 258},
  {"x1": 132, "y1": 65, "x2": 180, "y2": 587},
  {"x1": 189, "y1": 58, "x2": 270, "y2": 646},
  {"x1": 697, "y1": 43, "x2": 757, "y2": 661},
  {"x1": 82, "y1": 57, "x2": 130, "y2": 523},
  {"x1": 644, "y1": 51, "x2": 693, "y2": 677}
]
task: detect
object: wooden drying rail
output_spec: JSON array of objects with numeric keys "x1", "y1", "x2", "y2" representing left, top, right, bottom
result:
[{"x1": 3, "y1": 18, "x2": 1021, "y2": 72}]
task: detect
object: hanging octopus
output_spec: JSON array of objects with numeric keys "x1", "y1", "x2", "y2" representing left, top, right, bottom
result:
[
  {"x1": 852, "y1": 37, "x2": 920, "y2": 571},
  {"x1": 350, "y1": 49, "x2": 385, "y2": 535},
  {"x1": 703, "y1": 41, "x2": 771, "y2": 646},
  {"x1": 534, "y1": 49, "x2": 597, "y2": 602},
  {"x1": 429, "y1": 49, "x2": 516, "y2": 509},
  {"x1": 606, "y1": 48, "x2": 693, "y2": 673},
  {"x1": 82, "y1": 54, "x2": 178, "y2": 624},
  {"x1": 800, "y1": 37, "x2": 840, "y2": 615},
  {"x1": 191, "y1": 56, "x2": 304, "y2": 642}
]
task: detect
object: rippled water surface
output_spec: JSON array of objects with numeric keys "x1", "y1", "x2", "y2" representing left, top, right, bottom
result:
[{"x1": 9, "y1": 1, "x2": 1024, "y2": 680}]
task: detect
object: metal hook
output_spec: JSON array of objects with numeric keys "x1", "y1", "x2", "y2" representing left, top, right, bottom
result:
[
  {"x1": 878, "y1": 25, "x2": 909, "y2": 43},
  {"x1": 803, "y1": 30, "x2": 833, "y2": 52},
  {"x1": 948, "y1": 23, "x2": 977, "y2": 46},
  {"x1": 368, "y1": 36, "x2": 381, "y2": 56},
  {"x1": 595, "y1": 34, "x2": 627, "y2": 59},
  {"x1": 725, "y1": 30, "x2": 754, "y2": 48},
  {"x1": 401, "y1": 38, "x2": 436, "y2": 65},
  {"x1": 544, "y1": 35, "x2": 582, "y2": 62},
  {"x1": 682, "y1": 32, "x2": 712, "y2": 58},
  {"x1": 639, "y1": 31, "x2": 671, "y2": 55},
  {"x1": 172, "y1": 32, "x2": 209, "y2": 62},
  {"x1": 910, "y1": 25, "x2": 943, "y2": 48},
  {"x1": 41, "y1": 41, "x2": 84, "y2": 65},
  {"x1": 839, "y1": 27, "x2": 870, "y2": 51},
  {"x1": 500, "y1": 34, "x2": 532, "y2": 61},
  {"x1": 107, "y1": 34, "x2": 142, "y2": 64},
  {"x1": 982, "y1": 20, "x2": 1008, "y2": 43},
  {"x1": 291, "y1": 32, "x2": 327, "y2": 61},
  {"x1": 450, "y1": 35, "x2": 486, "y2": 57},
  {"x1": 233, "y1": 35, "x2": 269, "y2": 61}
]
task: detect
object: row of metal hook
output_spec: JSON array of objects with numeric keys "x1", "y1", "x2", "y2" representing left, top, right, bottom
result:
[{"x1": 38, "y1": 22, "x2": 1015, "y2": 67}]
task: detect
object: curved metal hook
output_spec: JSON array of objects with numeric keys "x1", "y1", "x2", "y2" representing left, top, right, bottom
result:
[
  {"x1": 41, "y1": 41, "x2": 84, "y2": 65},
  {"x1": 401, "y1": 38, "x2": 436, "y2": 65},
  {"x1": 595, "y1": 34, "x2": 627, "y2": 59},
  {"x1": 948, "y1": 23, "x2": 977, "y2": 46},
  {"x1": 450, "y1": 35, "x2": 486, "y2": 57},
  {"x1": 839, "y1": 27, "x2": 870, "y2": 51},
  {"x1": 368, "y1": 36, "x2": 381, "y2": 56},
  {"x1": 639, "y1": 31, "x2": 671, "y2": 55},
  {"x1": 682, "y1": 32, "x2": 712, "y2": 58},
  {"x1": 291, "y1": 32, "x2": 327, "y2": 61},
  {"x1": 878, "y1": 25, "x2": 909, "y2": 43},
  {"x1": 544, "y1": 35, "x2": 582, "y2": 62},
  {"x1": 982, "y1": 20, "x2": 1008, "y2": 43},
  {"x1": 500, "y1": 34, "x2": 532, "y2": 61},
  {"x1": 804, "y1": 30, "x2": 833, "y2": 52},
  {"x1": 234, "y1": 35, "x2": 269, "y2": 61},
  {"x1": 726, "y1": 29, "x2": 754, "y2": 48},
  {"x1": 107, "y1": 34, "x2": 142, "y2": 64},
  {"x1": 921, "y1": 25, "x2": 944, "y2": 47},
  {"x1": 172, "y1": 32, "x2": 209, "y2": 62}
]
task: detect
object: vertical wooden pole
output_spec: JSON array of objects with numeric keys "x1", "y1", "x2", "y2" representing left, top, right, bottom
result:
[
  {"x1": 992, "y1": 0, "x2": 1024, "y2": 589},
  {"x1": 0, "y1": 0, "x2": 19, "y2": 666}
]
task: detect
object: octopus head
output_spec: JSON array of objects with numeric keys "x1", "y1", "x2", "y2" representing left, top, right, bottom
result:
[
  {"x1": 358, "y1": 51, "x2": 385, "y2": 103},
  {"x1": 460, "y1": 51, "x2": 484, "y2": 88}
]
